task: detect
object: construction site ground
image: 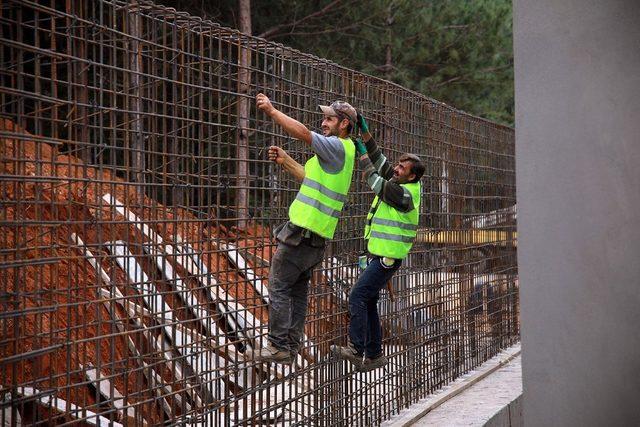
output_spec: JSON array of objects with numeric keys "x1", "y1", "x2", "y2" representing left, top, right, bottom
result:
[{"x1": 383, "y1": 344, "x2": 522, "y2": 427}]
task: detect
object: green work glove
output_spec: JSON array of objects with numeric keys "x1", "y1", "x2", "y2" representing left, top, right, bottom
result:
[
  {"x1": 355, "y1": 138, "x2": 367, "y2": 156},
  {"x1": 357, "y1": 113, "x2": 369, "y2": 134}
]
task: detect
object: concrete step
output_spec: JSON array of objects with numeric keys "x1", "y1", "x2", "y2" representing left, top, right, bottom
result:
[{"x1": 383, "y1": 344, "x2": 522, "y2": 427}]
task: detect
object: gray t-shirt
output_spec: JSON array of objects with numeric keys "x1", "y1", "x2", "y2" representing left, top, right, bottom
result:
[{"x1": 311, "y1": 131, "x2": 346, "y2": 174}]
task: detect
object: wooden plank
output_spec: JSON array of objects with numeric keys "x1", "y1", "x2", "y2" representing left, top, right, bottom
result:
[
  {"x1": 171, "y1": 235, "x2": 258, "y2": 335},
  {"x1": 102, "y1": 194, "x2": 255, "y2": 342},
  {"x1": 108, "y1": 240, "x2": 229, "y2": 400},
  {"x1": 98, "y1": 287, "x2": 242, "y2": 364},
  {"x1": 81, "y1": 364, "x2": 140, "y2": 425},
  {"x1": 218, "y1": 241, "x2": 270, "y2": 300},
  {"x1": 416, "y1": 229, "x2": 516, "y2": 247},
  {"x1": 140, "y1": 242, "x2": 232, "y2": 346},
  {"x1": 70, "y1": 233, "x2": 179, "y2": 420},
  {"x1": 14, "y1": 387, "x2": 124, "y2": 427}
]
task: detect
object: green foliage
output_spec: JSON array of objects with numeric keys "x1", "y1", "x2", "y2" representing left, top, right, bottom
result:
[{"x1": 160, "y1": 0, "x2": 513, "y2": 126}]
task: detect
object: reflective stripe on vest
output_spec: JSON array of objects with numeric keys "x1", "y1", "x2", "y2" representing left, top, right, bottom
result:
[
  {"x1": 288, "y1": 137, "x2": 355, "y2": 239},
  {"x1": 371, "y1": 217, "x2": 418, "y2": 231},
  {"x1": 295, "y1": 193, "x2": 341, "y2": 218},
  {"x1": 369, "y1": 230, "x2": 415, "y2": 243},
  {"x1": 365, "y1": 181, "x2": 421, "y2": 259},
  {"x1": 300, "y1": 177, "x2": 348, "y2": 204}
]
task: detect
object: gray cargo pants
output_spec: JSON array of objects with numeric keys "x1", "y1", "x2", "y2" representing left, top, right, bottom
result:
[{"x1": 268, "y1": 241, "x2": 325, "y2": 353}]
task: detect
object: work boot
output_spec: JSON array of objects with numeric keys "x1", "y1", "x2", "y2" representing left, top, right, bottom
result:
[
  {"x1": 357, "y1": 354, "x2": 387, "y2": 372},
  {"x1": 331, "y1": 342, "x2": 363, "y2": 368},
  {"x1": 246, "y1": 343, "x2": 294, "y2": 365}
]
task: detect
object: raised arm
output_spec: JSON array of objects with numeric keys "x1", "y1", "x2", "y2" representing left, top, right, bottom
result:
[
  {"x1": 257, "y1": 93, "x2": 312, "y2": 145},
  {"x1": 268, "y1": 145, "x2": 305, "y2": 183},
  {"x1": 355, "y1": 114, "x2": 413, "y2": 212},
  {"x1": 357, "y1": 114, "x2": 393, "y2": 179}
]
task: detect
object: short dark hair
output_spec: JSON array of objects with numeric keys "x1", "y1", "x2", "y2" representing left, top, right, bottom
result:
[
  {"x1": 335, "y1": 112, "x2": 353, "y2": 134},
  {"x1": 399, "y1": 153, "x2": 425, "y2": 183},
  {"x1": 345, "y1": 120, "x2": 353, "y2": 134}
]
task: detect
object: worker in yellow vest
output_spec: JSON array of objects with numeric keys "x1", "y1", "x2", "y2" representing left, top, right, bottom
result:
[
  {"x1": 248, "y1": 93, "x2": 357, "y2": 364},
  {"x1": 332, "y1": 114, "x2": 424, "y2": 372}
]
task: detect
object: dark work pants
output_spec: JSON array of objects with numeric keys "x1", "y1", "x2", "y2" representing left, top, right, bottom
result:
[
  {"x1": 348, "y1": 256, "x2": 401, "y2": 358},
  {"x1": 268, "y1": 241, "x2": 325, "y2": 353}
]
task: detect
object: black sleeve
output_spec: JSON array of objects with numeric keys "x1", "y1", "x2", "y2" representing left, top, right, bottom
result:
[{"x1": 364, "y1": 137, "x2": 394, "y2": 180}]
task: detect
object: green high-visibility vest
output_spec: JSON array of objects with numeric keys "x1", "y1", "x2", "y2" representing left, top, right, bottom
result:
[
  {"x1": 364, "y1": 181, "x2": 421, "y2": 259},
  {"x1": 289, "y1": 137, "x2": 355, "y2": 239}
]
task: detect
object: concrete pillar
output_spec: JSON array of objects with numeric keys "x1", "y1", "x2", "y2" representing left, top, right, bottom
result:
[{"x1": 514, "y1": 1, "x2": 640, "y2": 425}]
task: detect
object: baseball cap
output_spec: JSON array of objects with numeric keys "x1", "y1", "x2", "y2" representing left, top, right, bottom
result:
[{"x1": 319, "y1": 101, "x2": 357, "y2": 125}]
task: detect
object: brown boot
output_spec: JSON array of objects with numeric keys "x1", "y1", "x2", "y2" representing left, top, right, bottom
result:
[
  {"x1": 331, "y1": 342, "x2": 363, "y2": 368},
  {"x1": 246, "y1": 343, "x2": 294, "y2": 364},
  {"x1": 357, "y1": 354, "x2": 387, "y2": 372}
]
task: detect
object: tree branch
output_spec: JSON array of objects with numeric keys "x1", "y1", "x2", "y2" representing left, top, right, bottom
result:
[
  {"x1": 267, "y1": 20, "x2": 367, "y2": 39},
  {"x1": 258, "y1": 0, "x2": 343, "y2": 39},
  {"x1": 433, "y1": 63, "x2": 512, "y2": 88},
  {"x1": 440, "y1": 24, "x2": 470, "y2": 30}
]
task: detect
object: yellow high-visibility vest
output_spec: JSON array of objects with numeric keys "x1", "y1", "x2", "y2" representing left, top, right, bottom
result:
[
  {"x1": 364, "y1": 181, "x2": 421, "y2": 259},
  {"x1": 289, "y1": 137, "x2": 355, "y2": 239}
]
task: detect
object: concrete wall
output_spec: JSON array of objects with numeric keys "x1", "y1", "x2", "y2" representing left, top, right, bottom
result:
[
  {"x1": 514, "y1": 1, "x2": 640, "y2": 425},
  {"x1": 486, "y1": 395, "x2": 523, "y2": 427}
]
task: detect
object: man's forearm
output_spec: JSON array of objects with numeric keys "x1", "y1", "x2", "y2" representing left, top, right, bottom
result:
[
  {"x1": 364, "y1": 136, "x2": 393, "y2": 179},
  {"x1": 280, "y1": 153, "x2": 305, "y2": 182},
  {"x1": 269, "y1": 109, "x2": 312, "y2": 145}
]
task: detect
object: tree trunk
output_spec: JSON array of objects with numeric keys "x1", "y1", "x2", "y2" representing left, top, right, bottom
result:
[
  {"x1": 236, "y1": 0, "x2": 252, "y2": 229},
  {"x1": 128, "y1": 1, "x2": 145, "y2": 204},
  {"x1": 384, "y1": 3, "x2": 393, "y2": 76},
  {"x1": 66, "y1": 0, "x2": 90, "y2": 163}
]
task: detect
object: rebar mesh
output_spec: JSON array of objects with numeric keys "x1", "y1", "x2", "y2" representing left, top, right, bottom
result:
[{"x1": 0, "y1": 0, "x2": 518, "y2": 425}]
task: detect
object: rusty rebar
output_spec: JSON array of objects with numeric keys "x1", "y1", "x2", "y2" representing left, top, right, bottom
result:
[{"x1": 0, "y1": 0, "x2": 517, "y2": 425}]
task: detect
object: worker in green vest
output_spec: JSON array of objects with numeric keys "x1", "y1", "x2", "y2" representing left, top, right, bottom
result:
[
  {"x1": 247, "y1": 93, "x2": 357, "y2": 364},
  {"x1": 332, "y1": 114, "x2": 425, "y2": 372}
]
